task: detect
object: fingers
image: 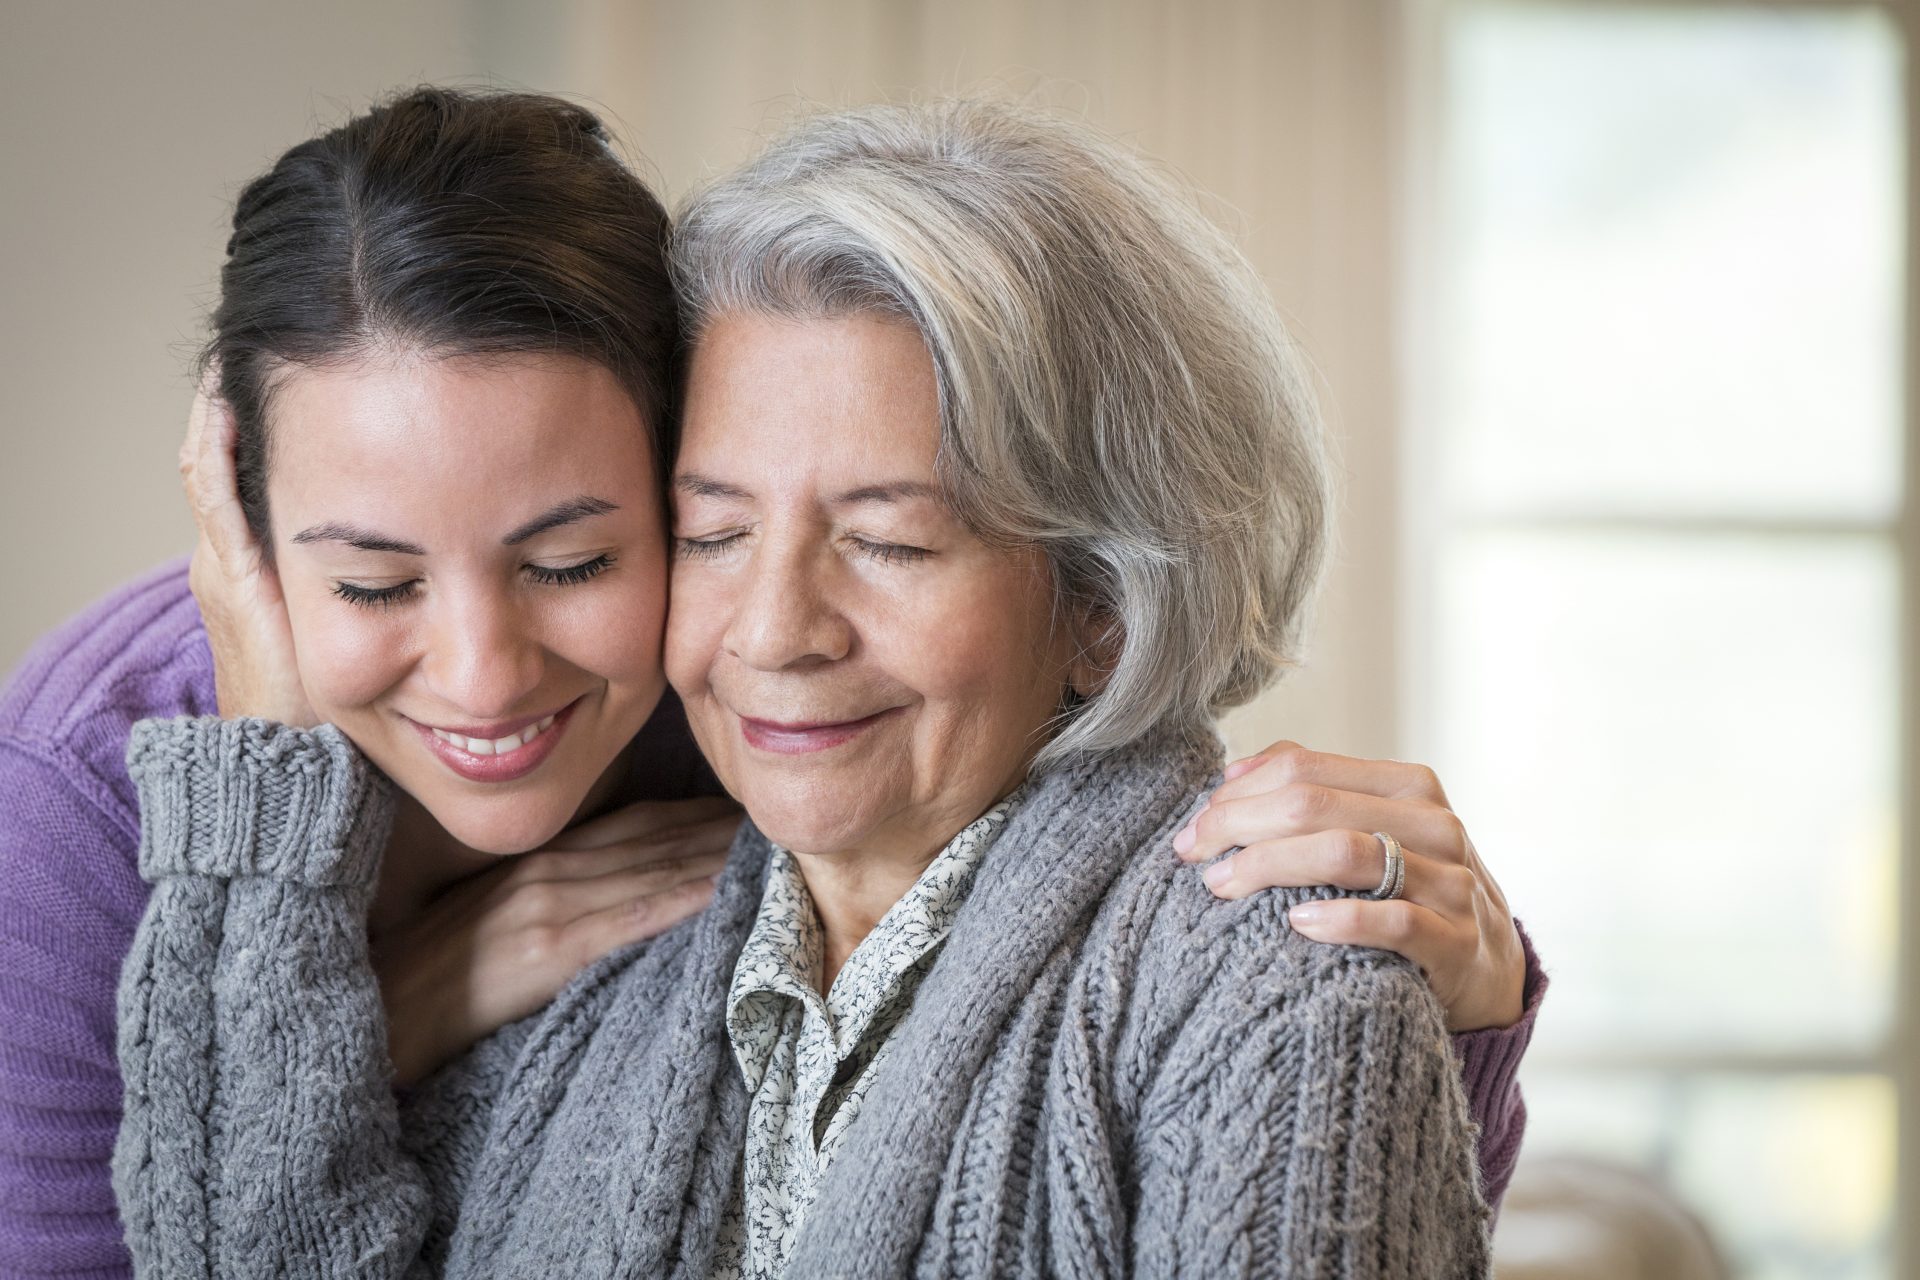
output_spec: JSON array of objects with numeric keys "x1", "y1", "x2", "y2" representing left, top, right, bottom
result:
[
  {"x1": 1215, "y1": 741, "x2": 1448, "y2": 807},
  {"x1": 177, "y1": 363, "x2": 219, "y2": 475},
  {"x1": 518, "y1": 814, "x2": 741, "y2": 881},
  {"x1": 181, "y1": 386, "x2": 256, "y2": 576},
  {"x1": 1200, "y1": 830, "x2": 1473, "y2": 914},
  {"x1": 541, "y1": 795, "x2": 742, "y2": 853},
  {"x1": 505, "y1": 847, "x2": 729, "y2": 926},
  {"x1": 1282, "y1": 895, "x2": 1455, "y2": 979},
  {"x1": 1175, "y1": 784, "x2": 1469, "y2": 866},
  {"x1": 564, "y1": 872, "x2": 720, "y2": 961}
]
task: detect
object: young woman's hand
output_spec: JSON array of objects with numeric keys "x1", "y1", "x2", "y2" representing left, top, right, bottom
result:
[
  {"x1": 372, "y1": 796, "x2": 741, "y2": 1087},
  {"x1": 179, "y1": 372, "x2": 316, "y2": 726},
  {"x1": 1174, "y1": 740, "x2": 1525, "y2": 1033}
]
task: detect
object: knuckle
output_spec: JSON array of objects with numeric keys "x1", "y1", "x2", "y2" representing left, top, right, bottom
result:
[
  {"x1": 1409, "y1": 763, "x2": 1444, "y2": 801},
  {"x1": 1263, "y1": 742, "x2": 1311, "y2": 784},
  {"x1": 623, "y1": 895, "x2": 659, "y2": 932},
  {"x1": 1442, "y1": 864, "x2": 1478, "y2": 908},
  {"x1": 1379, "y1": 904, "x2": 1419, "y2": 947},
  {"x1": 515, "y1": 923, "x2": 565, "y2": 971},
  {"x1": 1279, "y1": 782, "x2": 1327, "y2": 826},
  {"x1": 513, "y1": 882, "x2": 565, "y2": 922},
  {"x1": 1338, "y1": 829, "x2": 1378, "y2": 881}
]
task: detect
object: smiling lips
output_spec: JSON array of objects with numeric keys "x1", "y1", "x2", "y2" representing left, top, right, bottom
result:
[
  {"x1": 737, "y1": 707, "x2": 899, "y2": 755},
  {"x1": 409, "y1": 699, "x2": 579, "y2": 782},
  {"x1": 432, "y1": 715, "x2": 557, "y2": 756}
]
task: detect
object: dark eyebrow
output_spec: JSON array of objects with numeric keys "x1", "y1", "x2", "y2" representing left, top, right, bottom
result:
[
  {"x1": 674, "y1": 473, "x2": 752, "y2": 500},
  {"x1": 831, "y1": 481, "x2": 939, "y2": 506},
  {"x1": 289, "y1": 523, "x2": 427, "y2": 555},
  {"x1": 502, "y1": 496, "x2": 620, "y2": 546}
]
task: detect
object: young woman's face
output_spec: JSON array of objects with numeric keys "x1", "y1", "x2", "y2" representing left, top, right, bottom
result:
[{"x1": 266, "y1": 350, "x2": 669, "y2": 854}]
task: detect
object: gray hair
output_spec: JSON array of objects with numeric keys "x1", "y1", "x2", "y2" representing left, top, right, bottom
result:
[{"x1": 670, "y1": 98, "x2": 1331, "y2": 769}]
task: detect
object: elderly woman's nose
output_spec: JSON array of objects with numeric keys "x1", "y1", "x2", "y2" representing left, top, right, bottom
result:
[
  {"x1": 420, "y1": 588, "x2": 546, "y2": 717},
  {"x1": 723, "y1": 542, "x2": 853, "y2": 671}
]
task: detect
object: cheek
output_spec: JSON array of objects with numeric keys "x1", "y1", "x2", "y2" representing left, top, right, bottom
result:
[
  {"x1": 549, "y1": 548, "x2": 672, "y2": 689},
  {"x1": 664, "y1": 570, "x2": 730, "y2": 697},
  {"x1": 887, "y1": 564, "x2": 1065, "y2": 723},
  {"x1": 284, "y1": 595, "x2": 418, "y2": 714}
]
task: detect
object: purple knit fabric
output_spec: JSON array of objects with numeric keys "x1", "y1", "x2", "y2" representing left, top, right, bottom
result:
[{"x1": 0, "y1": 561, "x2": 1545, "y2": 1278}]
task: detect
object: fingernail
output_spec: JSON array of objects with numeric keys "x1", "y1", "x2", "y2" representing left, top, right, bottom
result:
[
  {"x1": 1172, "y1": 824, "x2": 1196, "y2": 856},
  {"x1": 1202, "y1": 857, "x2": 1233, "y2": 890},
  {"x1": 1289, "y1": 902, "x2": 1326, "y2": 928},
  {"x1": 1223, "y1": 758, "x2": 1255, "y2": 781}
]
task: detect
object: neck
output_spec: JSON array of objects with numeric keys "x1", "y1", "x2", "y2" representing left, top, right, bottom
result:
[
  {"x1": 793, "y1": 843, "x2": 944, "y2": 993},
  {"x1": 368, "y1": 795, "x2": 493, "y2": 940},
  {"x1": 366, "y1": 741, "x2": 640, "y2": 942}
]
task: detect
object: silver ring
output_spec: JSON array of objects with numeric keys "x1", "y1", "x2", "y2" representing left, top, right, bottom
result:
[{"x1": 1371, "y1": 831, "x2": 1406, "y2": 901}]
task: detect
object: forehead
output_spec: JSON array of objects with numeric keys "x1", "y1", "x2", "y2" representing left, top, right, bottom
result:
[
  {"x1": 676, "y1": 312, "x2": 940, "y2": 488},
  {"x1": 266, "y1": 350, "x2": 653, "y2": 491}
]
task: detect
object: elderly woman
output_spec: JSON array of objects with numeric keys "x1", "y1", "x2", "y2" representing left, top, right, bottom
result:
[{"x1": 114, "y1": 100, "x2": 1497, "y2": 1277}]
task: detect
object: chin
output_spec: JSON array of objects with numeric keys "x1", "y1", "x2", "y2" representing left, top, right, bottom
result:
[
  {"x1": 737, "y1": 785, "x2": 880, "y2": 858},
  {"x1": 427, "y1": 790, "x2": 576, "y2": 856}
]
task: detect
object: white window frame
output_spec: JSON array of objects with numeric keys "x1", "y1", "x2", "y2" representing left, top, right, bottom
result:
[{"x1": 1397, "y1": 0, "x2": 1914, "y2": 1271}]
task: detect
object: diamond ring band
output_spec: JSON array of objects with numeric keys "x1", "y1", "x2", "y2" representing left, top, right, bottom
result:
[{"x1": 1370, "y1": 831, "x2": 1406, "y2": 901}]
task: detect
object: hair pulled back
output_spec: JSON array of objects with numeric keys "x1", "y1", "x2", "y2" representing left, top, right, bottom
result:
[{"x1": 206, "y1": 86, "x2": 679, "y2": 544}]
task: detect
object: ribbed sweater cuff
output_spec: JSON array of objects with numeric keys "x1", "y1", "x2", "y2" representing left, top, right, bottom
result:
[
  {"x1": 1452, "y1": 917, "x2": 1547, "y2": 1202},
  {"x1": 126, "y1": 716, "x2": 392, "y2": 890}
]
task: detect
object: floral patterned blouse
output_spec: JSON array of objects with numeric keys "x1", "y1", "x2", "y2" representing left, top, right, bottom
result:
[{"x1": 711, "y1": 790, "x2": 1026, "y2": 1279}]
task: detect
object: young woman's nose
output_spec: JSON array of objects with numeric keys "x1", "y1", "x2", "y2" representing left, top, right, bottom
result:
[
  {"x1": 420, "y1": 588, "x2": 546, "y2": 719},
  {"x1": 722, "y1": 539, "x2": 853, "y2": 672}
]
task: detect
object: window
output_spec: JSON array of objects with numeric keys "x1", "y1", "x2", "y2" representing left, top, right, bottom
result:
[{"x1": 1412, "y1": 4, "x2": 1905, "y2": 1276}]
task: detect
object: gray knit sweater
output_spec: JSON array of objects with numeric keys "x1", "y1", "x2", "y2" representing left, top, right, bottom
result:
[{"x1": 113, "y1": 716, "x2": 1491, "y2": 1278}]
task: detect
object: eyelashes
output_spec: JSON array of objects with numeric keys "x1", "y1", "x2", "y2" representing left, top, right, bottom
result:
[
  {"x1": 674, "y1": 534, "x2": 932, "y2": 566},
  {"x1": 329, "y1": 553, "x2": 618, "y2": 611},
  {"x1": 856, "y1": 540, "x2": 932, "y2": 566},
  {"x1": 331, "y1": 579, "x2": 418, "y2": 609},
  {"x1": 527, "y1": 553, "x2": 617, "y2": 586}
]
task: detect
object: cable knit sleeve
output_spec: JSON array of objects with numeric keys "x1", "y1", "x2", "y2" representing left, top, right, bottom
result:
[
  {"x1": 110, "y1": 716, "x2": 440, "y2": 1279},
  {"x1": 1132, "y1": 916, "x2": 1492, "y2": 1278}
]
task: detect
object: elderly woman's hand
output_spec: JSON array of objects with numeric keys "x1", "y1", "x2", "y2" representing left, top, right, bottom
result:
[
  {"x1": 179, "y1": 371, "x2": 317, "y2": 727},
  {"x1": 1174, "y1": 740, "x2": 1525, "y2": 1033}
]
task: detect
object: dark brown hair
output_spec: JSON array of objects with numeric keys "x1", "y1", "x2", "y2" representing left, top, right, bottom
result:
[{"x1": 205, "y1": 86, "x2": 679, "y2": 545}]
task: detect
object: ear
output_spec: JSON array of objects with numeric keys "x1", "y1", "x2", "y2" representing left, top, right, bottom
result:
[{"x1": 1066, "y1": 606, "x2": 1121, "y2": 700}]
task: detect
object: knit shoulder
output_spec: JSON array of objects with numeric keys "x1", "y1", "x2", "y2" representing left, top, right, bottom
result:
[
  {"x1": 0, "y1": 558, "x2": 214, "y2": 833},
  {"x1": 1091, "y1": 788, "x2": 1445, "y2": 1078}
]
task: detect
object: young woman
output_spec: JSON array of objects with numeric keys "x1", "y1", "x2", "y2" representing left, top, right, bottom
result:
[{"x1": 0, "y1": 87, "x2": 1541, "y2": 1278}]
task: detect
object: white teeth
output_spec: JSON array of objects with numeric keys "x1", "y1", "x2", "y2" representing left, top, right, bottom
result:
[{"x1": 431, "y1": 713, "x2": 559, "y2": 758}]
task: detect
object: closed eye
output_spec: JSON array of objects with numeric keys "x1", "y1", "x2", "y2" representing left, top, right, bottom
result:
[
  {"x1": 527, "y1": 553, "x2": 616, "y2": 586},
  {"x1": 849, "y1": 537, "x2": 931, "y2": 565},
  {"x1": 332, "y1": 579, "x2": 418, "y2": 609},
  {"x1": 676, "y1": 533, "x2": 746, "y2": 560}
]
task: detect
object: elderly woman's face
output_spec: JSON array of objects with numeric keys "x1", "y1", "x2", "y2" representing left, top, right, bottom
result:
[{"x1": 668, "y1": 312, "x2": 1082, "y2": 860}]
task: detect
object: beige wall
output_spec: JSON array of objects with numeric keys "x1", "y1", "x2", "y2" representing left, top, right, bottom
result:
[
  {"x1": 0, "y1": 0, "x2": 496, "y2": 664},
  {"x1": 0, "y1": 0, "x2": 1404, "y2": 761}
]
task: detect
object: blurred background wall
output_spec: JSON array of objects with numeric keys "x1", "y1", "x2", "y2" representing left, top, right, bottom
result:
[{"x1": 1, "y1": 2, "x2": 1910, "y2": 1276}]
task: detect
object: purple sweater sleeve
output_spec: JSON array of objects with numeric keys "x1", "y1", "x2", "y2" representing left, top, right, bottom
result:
[
  {"x1": 1450, "y1": 918, "x2": 1549, "y2": 1217},
  {"x1": 0, "y1": 739, "x2": 146, "y2": 1280}
]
